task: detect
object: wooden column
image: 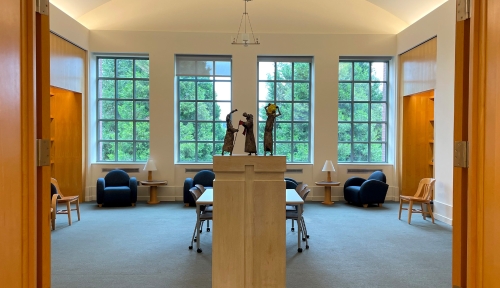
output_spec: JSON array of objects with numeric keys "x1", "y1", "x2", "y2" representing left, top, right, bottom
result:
[{"x1": 213, "y1": 155, "x2": 286, "y2": 288}]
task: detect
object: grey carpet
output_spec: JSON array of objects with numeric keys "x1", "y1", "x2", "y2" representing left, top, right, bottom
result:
[{"x1": 52, "y1": 201, "x2": 451, "y2": 288}]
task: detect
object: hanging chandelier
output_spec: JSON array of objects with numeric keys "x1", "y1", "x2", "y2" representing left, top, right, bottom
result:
[{"x1": 231, "y1": 0, "x2": 260, "y2": 47}]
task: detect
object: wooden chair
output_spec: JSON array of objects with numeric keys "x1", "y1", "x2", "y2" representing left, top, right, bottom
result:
[
  {"x1": 398, "y1": 178, "x2": 436, "y2": 224},
  {"x1": 51, "y1": 178, "x2": 81, "y2": 227}
]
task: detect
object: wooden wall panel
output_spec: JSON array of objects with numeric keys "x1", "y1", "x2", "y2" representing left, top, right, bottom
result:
[
  {"x1": 50, "y1": 33, "x2": 85, "y2": 93},
  {"x1": 50, "y1": 87, "x2": 83, "y2": 200},
  {"x1": 399, "y1": 37, "x2": 437, "y2": 96},
  {"x1": 401, "y1": 90, "x2": 434, "y2": 196}
]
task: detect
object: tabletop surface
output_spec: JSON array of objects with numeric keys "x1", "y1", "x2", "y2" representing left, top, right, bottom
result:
[
  {"x1": 315, "y1": 181, "x2": 340, "y2": 186},
  {"x1": 198, "y1": 188, "x2": 303, "y2": 205},
  {"x1": 139, "y1": 180, "x2": 168, "y2": 185}
]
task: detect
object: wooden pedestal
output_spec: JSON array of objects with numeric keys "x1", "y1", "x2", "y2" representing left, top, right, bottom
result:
[{"x1": 213, "y1": 155, "x2": 286, "y2": 288}]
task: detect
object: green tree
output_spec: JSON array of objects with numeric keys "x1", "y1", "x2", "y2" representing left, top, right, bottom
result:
[
  {"x1": 258, "y1": 61, "x2": 310, "y2": 162},
  {"x1": 178, "y1": 60, "x2": 227, "y2": 162},
  {"x1": 97, "y1": 58, "x2": 150, "y2": 161},
  {"x1": 338, "y1": 61, "x2": 387, "y2": 162}
]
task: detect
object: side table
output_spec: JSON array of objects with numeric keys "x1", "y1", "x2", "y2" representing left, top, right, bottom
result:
[
  {"x1": 315, "y1": 181, "x2": 340, "y2": 205},
  {"x1": 139, "y1": 180, "x2": 168, "y2": 204}
]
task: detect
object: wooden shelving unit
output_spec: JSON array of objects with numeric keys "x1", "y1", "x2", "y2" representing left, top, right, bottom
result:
[
  {"x1": 49, "y1": 86, "x2": 83, "y2": 198},
  {"x1": 50, "y1": 93, "x2": 56, "y2": 177},
  {"x1": 402, "y1": 90, "x2": 435, "y2": 196}
]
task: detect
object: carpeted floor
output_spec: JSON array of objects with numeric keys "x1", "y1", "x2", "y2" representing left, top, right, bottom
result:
[{"x1": 52, "y1": 201, "x2": 451, "y2": 288}]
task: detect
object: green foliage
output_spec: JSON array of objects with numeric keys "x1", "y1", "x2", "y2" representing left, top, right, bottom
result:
[
  {"x1": 97, "y1": 57, "x2": 150, "y2": 162},
  {"x1": 338, "y1": 61, "x2": 388, "y2": 163},
  {"x1": 258, "y1": 61, "x2": 311, "y2": 162}
]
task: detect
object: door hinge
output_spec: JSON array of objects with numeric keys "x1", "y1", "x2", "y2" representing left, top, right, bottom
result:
[
  {"x1": 457, "y1": 0, "x2": 470, "y2": 21},
  {"x1": 36, "y1": 139, "x2": 51, "y2": 167},
  {"x1": 36, "y1": 0, "x2": 49, "y2": 16},
  {"x1": 454, "y1": 141, "x2": 469, "y2": 168}
]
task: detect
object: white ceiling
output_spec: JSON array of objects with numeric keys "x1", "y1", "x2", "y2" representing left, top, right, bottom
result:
[{"x1": 50, "y1": 0, "x2": 448, "y2": 34}]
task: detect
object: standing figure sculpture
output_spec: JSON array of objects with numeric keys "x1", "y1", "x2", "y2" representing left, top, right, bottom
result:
[
  {"x1": 222, "y1": 109, "x2": 239, "y2": 156},
  {"x1": 264, "y1": 104, "x2": 281, "y2": 156},
  {"x1": 239, "y1": 112, "x2": 257, "y2": 155}
]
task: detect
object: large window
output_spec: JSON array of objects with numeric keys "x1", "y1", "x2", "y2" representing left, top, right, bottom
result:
[
  {"x1": 257, "y1": 57, "x2": 312, "y2": 162},
  {"x1": 96, "y1": 56, "x2": 150, "y2": 162},
  {"x1": 176, "y1": 55, "x2": 232, "y2": 163},
  {"x1": 337, "y1": 59, "x2": 389, "y2": 163}
]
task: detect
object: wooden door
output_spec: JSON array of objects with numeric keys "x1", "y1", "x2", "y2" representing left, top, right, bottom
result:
[
  {"x1": 0, "y1": 0, "x2": 51, "y2": 287},
  {"x1": 0, "y1": 0, "x2": 37, "y2": 286},
  {"x1": 453, "y1": 0, "x2": 500, "y2": 286}
]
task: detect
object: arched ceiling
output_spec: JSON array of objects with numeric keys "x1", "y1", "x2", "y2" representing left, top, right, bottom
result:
[{"x1": 50, "y1": 0, "x2": 448, "y2": 34}]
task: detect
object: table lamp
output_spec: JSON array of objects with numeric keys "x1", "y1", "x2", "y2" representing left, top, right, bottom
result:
[
  {"x1": 322, "y1": 160, "x2": 335, "y2": 182},
  {"x1": 143, "y1": 159, "x2": 157, "y2": 181}
]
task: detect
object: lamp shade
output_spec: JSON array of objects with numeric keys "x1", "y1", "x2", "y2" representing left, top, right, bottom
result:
[
  {"x1": 322, "y1": 160, "x2": 335, "y2": 172},
  {"x1": 143, "y1": 159, "x2": 157, "y2": 171}
]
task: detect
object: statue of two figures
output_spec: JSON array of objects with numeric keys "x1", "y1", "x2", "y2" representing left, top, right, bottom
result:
[{"x1": 221, "y1": 104, "x2": 280, "y2": 156}]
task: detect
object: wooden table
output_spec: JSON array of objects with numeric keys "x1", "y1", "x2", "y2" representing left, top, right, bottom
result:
[
  {"x1": 315, "y1": 181, "x2": 340, "y2": 205},
  {"x1": 195, "y1": 188, "x2": 305, "y2": 252},
  {"x1": 139, "y1": 180, "x2": 167, "y2": 204}
]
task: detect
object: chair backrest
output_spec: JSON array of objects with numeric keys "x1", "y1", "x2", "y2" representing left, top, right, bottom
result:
[
  {"x1": 295, "y1": 183, "x2": 308, "y2": 194},
  {"x1": 285, "y1": 178, "x2": 298, "y2": 189},
  {"x1": 189, "y1": 187, "x2": 202, "y2": 202},
  {"x1": 284, "y1": 177, "x2": 298, "y2": 185},
  {"x1": 104, "y1": 169, "x2": 130, "y2": 187},
  {"x1": 300, "y1": 188, "x2": 311, "y2": 201},
  {"x1": 51, "y1": 178, "x2": 64, "y2": 197},
  {"x1": 368, "y1": 171, "x2": 386, "y2": 183},
  {"x1": 195, "y1": 184, "x2": 206, "y2": 193},
  {"x1": 413, "y1": 178, "x2": 436, "y2": 200},
  {"x1": 193, "y1": 170, "x2": 215, "y2": 187}
]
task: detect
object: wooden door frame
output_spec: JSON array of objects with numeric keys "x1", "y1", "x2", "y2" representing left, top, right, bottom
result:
[
  {"x1": 452, "y1": 12, "x2": 470, "y2": 288},
  {"x1": 36, "y1": 6, "x2": 52, "y2": 287},
  {"x1": 454, "y1": 0, "x2": 493, "y2": 286}
]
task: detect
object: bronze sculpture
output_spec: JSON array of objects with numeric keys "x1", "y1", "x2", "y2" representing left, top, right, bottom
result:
[
  {"x1": 239, "y1": 112, "x2": 257, "y2": 155},
  {"x1": 263, "y1": 104, "x2": 281, "y2": 156},
  {"x1": 222, "y1": 109, "x2": 239, "y2": 156}
]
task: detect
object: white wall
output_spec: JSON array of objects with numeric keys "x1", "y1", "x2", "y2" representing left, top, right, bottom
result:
[
  {"x1": 49, "y1": 3, "x2": 89, "y2": 50},
  {"x1": 87, "y1": 31, "x2": 399, "y2": 203},
  {"x1": 397, "y1": 0, "x2": 456, "y2": 224}
]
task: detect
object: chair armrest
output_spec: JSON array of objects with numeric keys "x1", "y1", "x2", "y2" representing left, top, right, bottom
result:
[
  {"x1": 129, "y1": 177, "x2": 138, "y2": 203},
  {"x1": 344, "y1": 177, "x2": 367, "y2": 188},
  {"x1": 359, "y1": 179, "x2": 389, "y2": 203},
  {"x1": 97, "y1": 178, "x2": 105, "y2": 204},
  {"x1": 184, "y1": 178, "x2": 194, "y2": 191},
  {"x1": 184, "y1": 178, "x2": 195, "y2": 205}
]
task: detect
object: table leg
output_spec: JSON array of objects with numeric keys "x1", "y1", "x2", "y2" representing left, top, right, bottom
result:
[
  {"x1": 297, "y1": 204, "x2": 303, "y2": 252},
  {"x1": 321, "y1": 186, "x2": 334, "y2": 205},
  {"x1": 196, "y1": 205, "x2": 202, "y2": 252},
  {"x1": 148, "y1": 186, "x2": 160, "y2": 204}
]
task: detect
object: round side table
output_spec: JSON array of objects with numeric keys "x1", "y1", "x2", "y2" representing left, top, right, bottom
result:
[
  {"x1": 315, "y1": 181, "x2": 340, "y2": 205},
  {"x1": 139, "y1": 180, "x2": 168, "y2": 204}
]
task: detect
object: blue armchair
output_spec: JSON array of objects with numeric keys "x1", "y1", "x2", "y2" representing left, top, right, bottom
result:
[
  {"x1": 184, "y1": 170, "x2": 215, "y2": 207},
  {"x1": 344, "y1": 171, "x2": 389, "y2": 207},
  {"x1": 97, "y1": 169, "x2": 137, "y2": 207}
]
